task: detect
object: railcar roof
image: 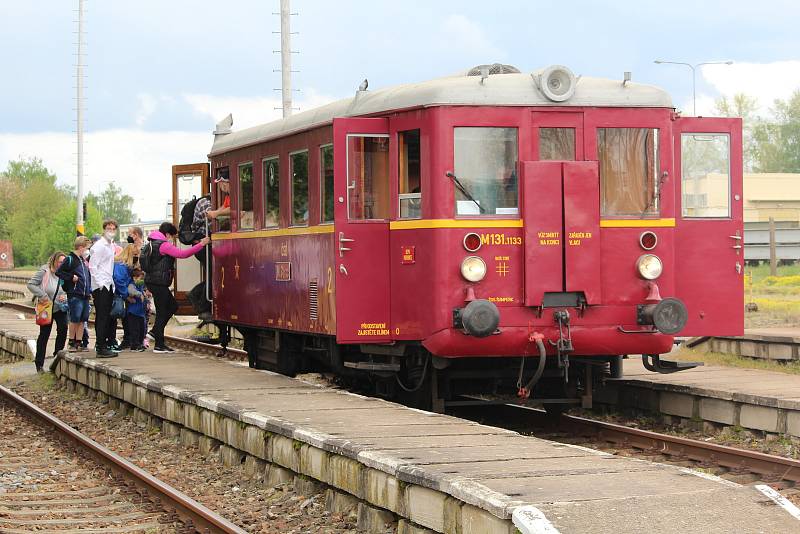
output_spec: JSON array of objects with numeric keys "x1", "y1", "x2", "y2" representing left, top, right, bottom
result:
[{"x1": 209, "y1": 72, "x2": 673, "y2": 156}]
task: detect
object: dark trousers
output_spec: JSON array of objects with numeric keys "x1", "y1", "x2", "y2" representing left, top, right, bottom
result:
[
  {"x1": 92, "y1": 286, "x2": 113, "y2": 350},
  {"x1": 126, "y1": 313, "x2": 145, "y2": 348},
  {"x1": 36, "y1": 310, "x2": 67, "y2": 369},
  {"x1": 150, "y1": 284, "x2": 177, "y2": 348}
]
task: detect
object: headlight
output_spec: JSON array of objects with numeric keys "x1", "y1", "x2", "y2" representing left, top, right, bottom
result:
[
  {"x1": 636, "y1": 254, "x2": 663, "y2": 280},
  {"x1": 461, "y1": 256, "x2": 487, "y2": 282}
]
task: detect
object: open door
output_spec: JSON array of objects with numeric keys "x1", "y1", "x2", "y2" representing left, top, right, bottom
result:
[
  {"x1": 333, "y1": 118, "x2": 392, "y2": 343},
  {"x1": 171, "y1": 163, "x2": 210, "y2": 315},
  {"x1": 674, "y1": 118, "x2": 743, "y2": 336}
]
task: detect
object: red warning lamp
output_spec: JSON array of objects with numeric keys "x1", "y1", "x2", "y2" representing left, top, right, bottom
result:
[
  {"x1": 463, "y1": 232, "x2": 482, "y2": 252},
  {"x1": 639, "y1": 231, "x2": 657, "y2": 250}
]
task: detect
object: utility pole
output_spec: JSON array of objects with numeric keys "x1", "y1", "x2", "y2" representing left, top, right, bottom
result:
[
  {"x1": 769, "y1": 216, "x2": 777, "y2": 276},
  {"x1": 280, "y1": 0, "x2": 292, "y2": 118},
  {"x1": 75, "y1": 0, "x2": 86, "y2": 235}
]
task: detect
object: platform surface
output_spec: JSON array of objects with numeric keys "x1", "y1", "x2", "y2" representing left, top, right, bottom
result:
[
  {"x1": 55, "y1": 349, "x2": 800, "y2": 533},
  {"x1": 621, "y1": 356, "x2": 800, "y2": 407}
]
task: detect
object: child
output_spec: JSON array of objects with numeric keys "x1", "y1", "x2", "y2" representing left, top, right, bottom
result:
[{"x1": 125, "y1": 268, "x2": 147, "y2": 351}]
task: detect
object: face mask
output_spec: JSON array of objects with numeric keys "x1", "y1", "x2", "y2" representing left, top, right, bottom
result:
[
  {"x1": 105, "y1": 231, "x2": 115, "y2": 241},
  {"x1": 134, "y1": 279, "x2": 145, "y2": 287},
  {"x1": 127, "y1": 235, "x2": 134, "y2": 244},
  {"x1": 81, "y1": 249, "x2": 90, "y2": 259}
]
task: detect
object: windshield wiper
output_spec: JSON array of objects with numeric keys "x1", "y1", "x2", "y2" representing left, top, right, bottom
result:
[{"x1": 446, "y1": 171, "x2": 485, "y2": 213}]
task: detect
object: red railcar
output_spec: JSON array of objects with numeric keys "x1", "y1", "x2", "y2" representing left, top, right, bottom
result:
[{"x1": 201, "y1": 64, "x2": 743, "y2": 410}]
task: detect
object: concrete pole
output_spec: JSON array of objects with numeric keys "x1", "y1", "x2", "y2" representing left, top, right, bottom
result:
[
  {"x1": 769, "y1": 217, "x2": 777, "y2": 276},
  {"x1": 76, "y1": 0, "x2": 85, "y2": 235},
  {"x1": 280, "y1": 0, "x2": 292, "y2": 118}
]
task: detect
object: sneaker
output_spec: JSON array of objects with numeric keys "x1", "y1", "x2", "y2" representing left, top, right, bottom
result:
[
  {"x1": 118, "y1": 342, "x2": 131, "y2": 350},
  {"x1": 68, "y1": 342, "x2": 78, "y2": 352},
  {"x1": 143, "y1": 339, "x2": 150, "y2": 349},
  {"x1": 108, "y1": 345, "x2": 121, "y2": 353},
  {"x1": 96, "y1": 348, "x2": 117, "y2": 358},
  {"x1": 131, "y1": 346, "x2": 146, "y2": 352},
  {"x1": 198, "y1": 311, "x2": 213, "y2": 321},
  {"x1": 153, "y1": 345, "x2": 175, "y2": 354},
  {"x1": 146, "y1": 330, "x2": 155, "y2": 341},
  {"x1": 36, "y1": 366, "x2": 44, "y2": 374}
]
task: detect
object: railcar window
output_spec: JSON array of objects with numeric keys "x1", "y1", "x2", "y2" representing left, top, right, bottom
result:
[
  {"x1": 681, "y1": 134, "x2": 730, "y2": 218},
  {"x1": 291, "y1": 151, "x2": 309, "y2": 226},
  {"x1": 399, "y1": 129, "x2": 421, "y2": 219},
  {"x1": 347, "y1": 135, "x2": 390, "y2": 220},
  {"x1": 263, "y1": 157, "x2": 279, "y2": 227},
  {"x1": 540, "y1": 128, "x2": 575, "y2": 160},
  {"x1": 320, "y1": 145, "x2": 334, "y2": 223},
  {"x1": 214, "y1": 167, "x2": 231, "y2": 231},
  {"x1": 454, "y1": 127, "x2": 518, "y2": 216},
  {"x1": 238, "y1": 163, "x2": 254, "y2": 230},
  {"x1": 598, "y1": 128, "x2": 659, "y2": 217}
]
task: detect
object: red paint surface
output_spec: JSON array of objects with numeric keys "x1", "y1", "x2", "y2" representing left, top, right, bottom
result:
[{"x1": 564, "y1": 161, "x2": 602, "y2": 304}]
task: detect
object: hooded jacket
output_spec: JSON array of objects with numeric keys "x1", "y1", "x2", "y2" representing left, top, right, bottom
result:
[
  {"x1": 55, "y1": 252, "x2": 92, "y2": 298},
  {"x1": 142, "y1": 231, "x2": 205, "y2": 287}
]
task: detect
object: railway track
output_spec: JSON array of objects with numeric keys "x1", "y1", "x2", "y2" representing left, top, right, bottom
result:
[{"x1": 0, "y1": 384, "x2": 245, "y2": 534}]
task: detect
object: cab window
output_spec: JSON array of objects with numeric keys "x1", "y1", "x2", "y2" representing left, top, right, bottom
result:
[
  {"x1": 290, "y1": 151, "x2": 309, "y2": 226},
  {"x1": 320, "y1": 145, "x2": 334, "y2": 223},
  {"x1": 215, "y1": 166, "x2": 230, "y2": 232},
  {"x1": 598, "y1": 128, "x2": 659, "y2": 217},
  {"x1": 454, "y1": 127, "x2": 518, "y2": 216},
  {"x1": 238, "y1": 163, "x2": 254, "y2": 230},
  {"x1": 539, "y1": 128, "x2": 575, "y2": 160},
  {"x1": 399, "y1": 129, "x2": 421, "y2": 219},
  {"x1": 681, "y1": 133, "x2": 730, "y2": 218},
  {"x1": 263, "y1": 157, "x2": 279, "y2": 227}
]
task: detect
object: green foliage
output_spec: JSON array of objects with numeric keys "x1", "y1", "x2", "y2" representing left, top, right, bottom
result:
[
  {"x1": 87, "y1": 182, "x2": 136, "y2": 225},
  {"x1": 715, "y1": 93, "x2": 759, "y2": 172},
  {"x1": 751, "y1": 90, "x2": 800, "y2": 173},
  {"x1": 0, "y1": 157, "x2": 105, "y2": 266}
]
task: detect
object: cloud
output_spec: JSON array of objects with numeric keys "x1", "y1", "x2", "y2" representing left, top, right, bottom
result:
[
  {"x1": 696, "y1": 61, "x2": 800, "y2": 116},
  {"x1": 438, "y1": 14, "x2": 505, "y2": 64},
  {"x1": 0, "y1": 130, "x2": 210, "y2": 222},
  {"x1": 183, "y1": 89, "x2": 338, "y2": 130},
  {"x1": 135, "y1": 93, "x2": 159, "y2": 126}
]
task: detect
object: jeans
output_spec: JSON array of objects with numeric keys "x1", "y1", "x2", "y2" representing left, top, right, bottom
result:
[
  {"x1": 92, "y1": 286, "x2": 114, "y2": 350},
  {"x1": 126, "y1": 313, "x2": 145, "y2": 348},
  {"x1": 149, "y1": 284, "x2": 177, "y2": 348},
  {"x1": 36, "y1": 310, "x2": 67, "y2": 369}
]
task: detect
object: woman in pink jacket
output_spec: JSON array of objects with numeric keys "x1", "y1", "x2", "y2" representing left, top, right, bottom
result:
[{"x1": 140, "y1": 222, "x2": 209, "y2": 353}]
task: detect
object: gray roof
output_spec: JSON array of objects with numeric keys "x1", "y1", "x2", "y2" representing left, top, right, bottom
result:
[{"x1": 210, "y1": 71, "x2": 673, "y2": 156}]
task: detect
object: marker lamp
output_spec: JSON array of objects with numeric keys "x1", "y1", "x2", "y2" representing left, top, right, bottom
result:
[{"x1": 636, "y1": 254, "x2": 663, "y2": 280}]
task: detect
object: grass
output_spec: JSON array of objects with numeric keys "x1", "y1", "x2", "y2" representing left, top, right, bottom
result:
[
  {"x1": 671, "y1": 345, "x2": 800, "y2": 375},
  {"x1": 744, "y1": 263, "x2": 800, "y2": 328}
]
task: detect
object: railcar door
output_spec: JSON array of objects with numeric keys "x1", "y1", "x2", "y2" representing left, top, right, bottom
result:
[
  {"x1": 171, "y1": 163, "x2": 210, "y2": 314},
  {"x1": 333, "y1": 118, "x2": 392, "y2": 343},
  {"x1": 674, "y1": 117, "x2": 744, "y2": 335}
]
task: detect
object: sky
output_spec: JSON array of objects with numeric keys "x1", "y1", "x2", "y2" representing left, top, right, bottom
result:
[{"x1": 1, "y1": 0, "x2": 799, "y2": 221}]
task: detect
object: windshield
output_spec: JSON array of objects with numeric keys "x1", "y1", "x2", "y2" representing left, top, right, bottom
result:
[{"x1": 454, "y1": 127, "x2": 518, "y2": 216}]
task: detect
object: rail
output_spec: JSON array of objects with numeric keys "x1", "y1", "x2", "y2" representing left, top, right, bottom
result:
[{"x1": 0, "y1": 384, "x2": 246, "y2": 534}]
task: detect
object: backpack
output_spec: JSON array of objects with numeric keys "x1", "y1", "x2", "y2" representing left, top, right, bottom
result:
[
  {"x1": 178, "y1": 194, "x2": 210, "y2": 245},
  {"x1": 139, "y1": 241, "x2": 155, "y2": 272}
]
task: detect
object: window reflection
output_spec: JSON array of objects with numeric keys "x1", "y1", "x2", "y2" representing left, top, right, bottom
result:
[
  {"x1": 263, "y1": 157, "x2": 279, "y2": 227},
  {"x1": 539, "y1": 128, "x2": 575, "y2": 161},
  {"x1": 291, "y1": 151, "x2": 309, "y2": 226},
  {"x1": 598, "y1": 128, "x2": 659, "y2": 217},
  {"x1": 238, "y1": 163, "x2": 254, "y2": 230},
  {"x1": 454, "y1": 127, "x2": 518, "y2": 216},
  {"x1": 681, "y1": 134, "x2": 730, "y2": 218}
]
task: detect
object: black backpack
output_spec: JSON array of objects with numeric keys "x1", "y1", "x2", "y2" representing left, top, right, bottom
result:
[
  {"x1": 178, "y1": 194, "x2": 210, "y2": 245},
  {"x1": 139, "y1": 241, "x2": 157, "y2": 273}
]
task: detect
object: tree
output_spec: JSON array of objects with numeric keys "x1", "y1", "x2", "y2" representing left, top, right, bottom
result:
[
  {"x1": 88, "y1": 182, "x2": 136, "y2": 224},
  {"x1": 715, "y1": 93, "x2": 760, "y2": 172},
  {"x1": 751, "y1": 90, "x2": 800, "y2": 173},
  {"x1": 0, "y1": 157, "x2": 59, "y2": 239}
]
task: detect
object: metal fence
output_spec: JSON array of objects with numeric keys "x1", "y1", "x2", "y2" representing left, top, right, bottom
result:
[{"x1": 744, "y1": 221, "x2": 800, "y2": 262}]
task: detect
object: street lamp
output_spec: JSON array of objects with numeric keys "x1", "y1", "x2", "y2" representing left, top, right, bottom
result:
[{"x1": 653, "y1": 60, "x2": 733, "y2": 116}]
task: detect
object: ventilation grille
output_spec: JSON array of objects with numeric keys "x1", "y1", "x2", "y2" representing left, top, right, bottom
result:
[
  {"x1": 467, "y1": 63, "x2": 521, "y2": 76},
  {"x1": 309, "y1": 279, "x2": 319, "y2": 321}
]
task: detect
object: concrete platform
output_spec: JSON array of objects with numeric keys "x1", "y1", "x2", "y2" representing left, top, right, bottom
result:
[
  {"x1": 50, "y1": 350, "x2": 800, "y2": 533},
  {"x1": 601, "y1": 357, "x2": 800, "y2": 436},
  {"x1": 702, "y1": 327, "x2": 800, "y2": 361}
]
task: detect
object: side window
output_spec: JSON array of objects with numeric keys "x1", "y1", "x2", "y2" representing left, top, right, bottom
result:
[
  {"x1": 320, "y1": 145, "x2": 334, "y2": 223},
  {"x1": 598, "y1": 128, "x2": 659, "y2": 217},
  {"x1": 539, "y1": 128, "x2": 575, "y2": 160},
  {"x1": 454, "y1": 127, "x2": 518, "y2": 216},
  {"x1": 263, "y1": 157, "x2": 279, "y2": 227},
  {"x1": 238, "y1": 163, "x2": 254, "y2": 230},
  {"x1": 399, "y1": 129, "x2": 421, "y2": 219},
  {"x1": 290, "y1": 151, "x2": 309, "y2": 226},
  {"x1": 681, "y1": 134, "x2": 730, "y2": 218},
  {"x1": 347, "y1": 135, "x2": 390, "y2": 220},
  {"x1": 215, "y1": 167, "x2": 230, "y2": 232}
]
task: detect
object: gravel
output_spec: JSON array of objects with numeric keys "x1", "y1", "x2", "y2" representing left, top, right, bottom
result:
[{"x1": 10, "y1": 377, "x2": 362, "y2": 533}]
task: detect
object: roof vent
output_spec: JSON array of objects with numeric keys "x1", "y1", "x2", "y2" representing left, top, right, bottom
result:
[{"x1": 467, "y1": 64, "x2": 520, "y2": 76}]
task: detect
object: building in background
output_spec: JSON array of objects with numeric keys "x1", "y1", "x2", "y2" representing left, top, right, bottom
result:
[
  {"x1": 744, "y1": 173, "x2": 800, "y2": 223},
  {"x1": 119, "y1": 221, "x2": 161, "y2": 243}
]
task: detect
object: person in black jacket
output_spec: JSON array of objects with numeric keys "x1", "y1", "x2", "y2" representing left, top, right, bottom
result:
[{"x1": 55, "y1": 236, "x2": 93, "y2": 351}]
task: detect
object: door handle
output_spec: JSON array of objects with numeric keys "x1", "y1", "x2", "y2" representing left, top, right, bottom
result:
[
  {"x1": 339, "y1": 264, "x2": 348, "y2": 276},
  {"x1": 338, "y1": 232, "x2": 354, "y2": 257},
  {"x1": 730, "y1": 231, "x2": 742, "y2": 253}
]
